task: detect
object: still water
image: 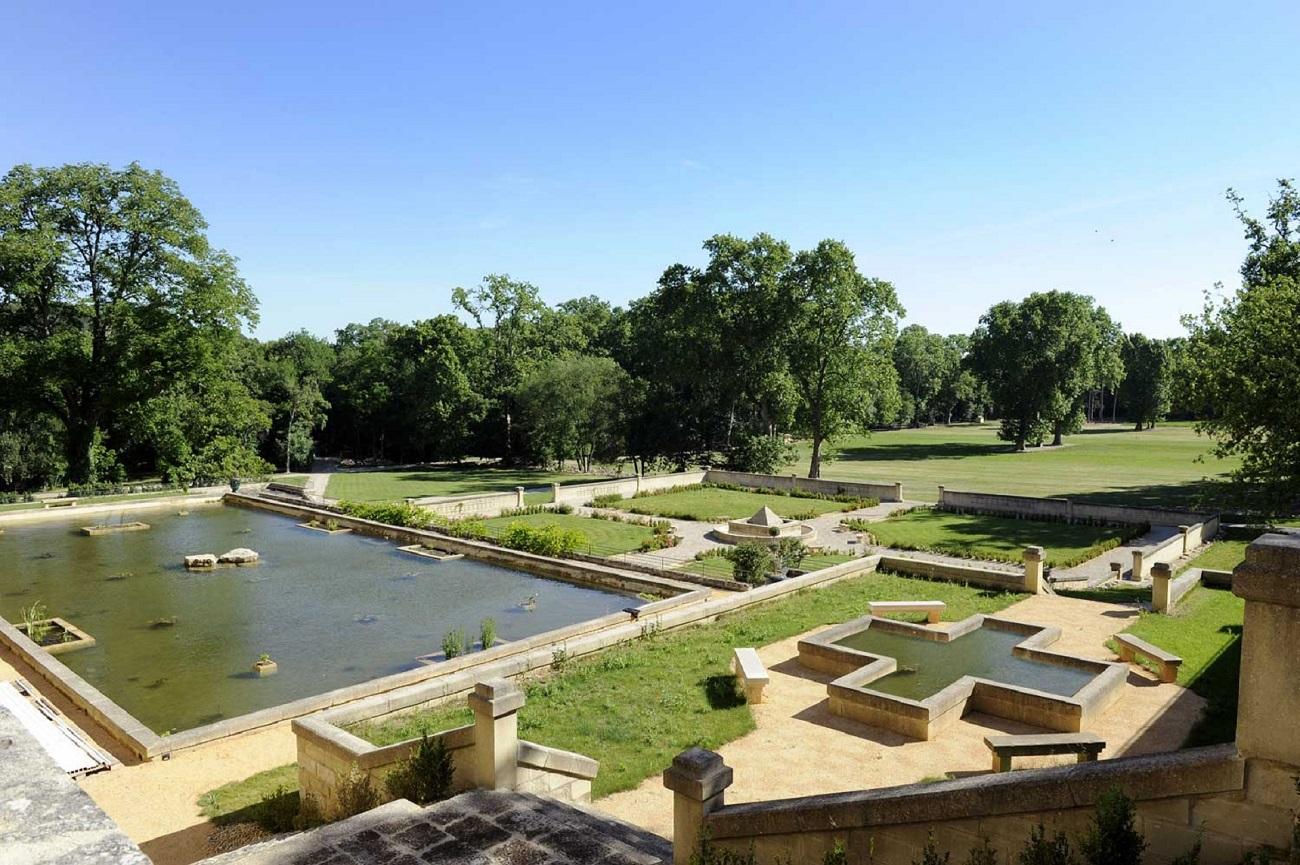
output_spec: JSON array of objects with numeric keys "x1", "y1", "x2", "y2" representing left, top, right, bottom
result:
[
  {"x1": 0, "y1": 505, "x2": 633, "y2": 733},
  {"x1": 833, "y1": 625, "x2": 1095, "y2": 700}
]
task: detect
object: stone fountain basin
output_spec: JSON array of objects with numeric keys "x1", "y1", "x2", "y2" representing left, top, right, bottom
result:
[{"x1": 798, "y1": 614, "x2": 1126, "y2": 741}]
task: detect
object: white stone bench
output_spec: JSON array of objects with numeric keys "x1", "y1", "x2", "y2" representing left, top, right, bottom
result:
[
  {"x1": 1114, "y1": 633, "x2": 1182, "y2": 684},
  {"x1": 869, "y1": 600, "x2": 945, "y2": 624},
  {"x1": 984, "y1": 732, "x2": 1106, "y2": 773},
  {"x1": 732, "y1": 648, "x2": 769, "y2": 705},
  {"x1": 43, "y1": 498, "x2": 78, "y2": 509}
]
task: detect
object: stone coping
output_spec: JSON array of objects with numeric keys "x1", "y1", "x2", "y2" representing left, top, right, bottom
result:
[
  {"x1": 799, "y1": 614, "x2": 1126, "y2": 740},
  {"x1": 704, "y1": 743, "x2": 1243, "y2": 839},
  {"x1": 1233, "y1": 532, "x2": 1300, "y2": 609},
  {"x1": 0, "y1": 490, "x2": 230, "y2": 526},
  {"x1": 877, "y1": 555, "x2": 1025, "y2": 593}
]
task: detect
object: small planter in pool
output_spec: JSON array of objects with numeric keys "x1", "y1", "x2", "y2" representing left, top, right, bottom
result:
[
  {"x1": 16, "y1": 618, "x2": 96, "y2": 655},
  {"x1": 252, "y1": 655, "x2": 278, "y2": 677},
  {"x1": 798, "y1": 613, "x2": 1127, "y2": 741}
]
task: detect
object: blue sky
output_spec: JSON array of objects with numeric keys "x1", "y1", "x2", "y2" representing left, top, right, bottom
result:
[{"x1": 4, "y1": 1, "x2": 1298, "y2": 339}]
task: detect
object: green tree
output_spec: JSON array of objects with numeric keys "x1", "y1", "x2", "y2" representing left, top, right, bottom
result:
[
  {"x1": 0, "y1": 162, "x2": 258, "y2": 484},
  {"x1": 893, "y1": 324, "x2": 949, "y2": 426},
  {"x1": 257, "y1": 331, "x2": 334, "y2": 473},
  {"x1": 514, "y1": 355, "x2": 638, "y2": 471},
  {"x1": 784, "y1": 240, "x2": 903, "y2": 478},
  {"x1": 1184, "y1": 180, "x2": 1300, "y2": 511},
  {"x1": 1119, "y1": 333, "x2": 1172, "y2": 430},
  {"x1": 1078, "y1": 788, "x2": 1146, "y2": 865}
]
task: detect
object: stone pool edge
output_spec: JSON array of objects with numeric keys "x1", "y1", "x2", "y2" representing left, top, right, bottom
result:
[{"x1": 798, "y1": 614, "x2": 1128, "y2": 740}]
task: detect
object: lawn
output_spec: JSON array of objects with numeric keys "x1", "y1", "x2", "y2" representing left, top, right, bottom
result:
[
  {"x1": 679, "y1": 552, "x2": 856, "y2": 580},
  {"x1": 275, "y1": 475, "x2": 309, "y2": 488},
  {"x1": 1177, "y1": 538, "x2": 1250, "y2": 575},
  {"x1": 1114, "y1": 586, "x2": 1244, "y2": 747},
  {"x1": 862, "y1": 507, "x2": 1136, "y2": 568},
  {"x1": 199, "y1": 763, "x2": 299, "y2": 827},
  {"x1": 782, "y1": 422, "x2": 1240, "y2": 509},
  {"x1": 622, "y1": 486, "x2": 849, "y2": 522},
  {"x1": 480, "y1": 512, "x2": 656, "y2": 556},
  {"x1": 344, "y1": 572, "x2": 1020, "y2": 799},
  {"x1": 325, "y1": 465, "x2": 605, "y2": 502}
]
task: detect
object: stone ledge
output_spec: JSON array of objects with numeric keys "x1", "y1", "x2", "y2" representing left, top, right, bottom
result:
[
  {"x1": 704, "y1": 743, "x2": 1243, "y2": 839},
  {"x1": 518, "y1": 740, "x2": 599, "y2": 779},
  {"x1": 1233, "y1": 533, "x2": 1300, "y2": 609}
]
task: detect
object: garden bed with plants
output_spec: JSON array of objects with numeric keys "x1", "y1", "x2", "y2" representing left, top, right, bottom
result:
[{"x1": 850, "y1": 507, "x2": 1141, "y2": 568}]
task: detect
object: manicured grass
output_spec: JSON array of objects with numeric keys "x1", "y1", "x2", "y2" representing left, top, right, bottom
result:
[
  {"x1": 622, "y1": 487, "x2": 848, "y2": 522},
  {"x1": 481, "y1": 512, "x2": 656, "y2": 555},
  {"x1": 350, "y1": 571, "x2": 1020, "y2": 798},
  {"x1": 1178, "y1": 539, "x2": 1250, "y2": 575},
  {"x1": 275, "y1": 475, "x2": 309, "y2": 488},
  {"x1": 782, "y1": 422, "x2": 1240, "y2": 509},
  {"x1": 679, "y1": 553, "x2": 856, "y2": 580},
  {"x1": 864, "y1": 507, "x2": 1135, "y2": 568},
  {"x1": 1114, "y1": 586, "x2": 1244, "y2": 747},
  {"x1": 325, "y1": 466, "x2": 605, "y2": 503},
  {"x1": 198, "y1": 763, "x2": 298, "y2": 826}
]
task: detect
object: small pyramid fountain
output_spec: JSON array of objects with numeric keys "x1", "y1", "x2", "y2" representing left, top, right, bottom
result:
[{"x1": 712, "y1": 506, "x2": 817, "y2": 546}]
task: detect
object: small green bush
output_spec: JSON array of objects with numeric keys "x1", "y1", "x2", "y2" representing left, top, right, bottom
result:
[
  {"x1": 964, "y1": 839, "x2": 999, "y2": 865},
  {"x1": 335, "y1": 763, "x2": 379, "y2": 819},
  {"x1": 1079, "y1": 788, "x2": 1146, "y2": 865},
  {"x1": 480, "y1": 618, "x2": 496, "y2": 650},
  {"x1": 638, "y1": 521, "x2": 678, "y2": 552},
  {"x1": 443, "y1": 517, "x2": 488, "y2": 540},
  {"x1": 727, "y1": 543, "x2": 775, "y2": 585},
  {"x1": 336, "y1": 500, "x2": 434, "y2": 529},
  {"x1": 773, "y1": 538, "x2": 808, "y2": 572},
  {"x1": 441, "y1": 628, "x2": 466, "y2": 659},
  {"x1": 591, "y1": 493, "x2": 624, "y2": 508},
  {"x1": 1018, "y1": 824, "x2": 1075, "y2": 865},
  {"x1": 499, "y1": 522, "x2": 586, "y2": 557},
  {"x1": 0, "y1": 491, "x2": 35, "y2": 504},
  {"x1": 915, "y1": 833, "x2": 951, "y2": 865},
  {"x1": 384, "y1": 732, "x2": 454, "y2": 805}
]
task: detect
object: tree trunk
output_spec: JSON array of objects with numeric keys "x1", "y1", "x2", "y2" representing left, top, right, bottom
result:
[
  {"x1": 808, "y1": 430, "x2": 823, "y2": 479},
  {"x1": 65, "y1": 420, "x2": 97, "y2": 486},
  {"x1": 1052, "y1": 420, "x2": 1063, "y2": 447},
  {"x1": 285, "y1": 404, "x2": 296, "y2": 474}
]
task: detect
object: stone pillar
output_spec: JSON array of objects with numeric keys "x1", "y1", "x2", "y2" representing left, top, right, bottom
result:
[
  {"x1": 514, "y1": 486, "x2": 525, "y2": 508},
  {"x1": 1178, "y1": 525, "x2": 1190, "y2": 555},
  {"x1": 1022, "y1": 546, "x2": 1045, "y2": 594},
  {"x1": 635, "y1": 472, "x2": 642, "y2": 495},
  {"x1": 550, "y1": 482, "x2": 561, "y2": 505},
  {"x1": 664, "y1": 748, "x2": 733, "y2": 865},
  {"x1": 1131, "y1": 549, "x2": 1145, "y2": 581},
  {"x1": 1233, "y1": 534, "x2": 1300, "y2": 767},
  {"x1": 1151, "y1": 562, "x2": 1173, "y2": 613},
  {"x1": 468, "y1": 679, "x2": 525, "y2": 791},
  {"x1": 1109, "y1": 560, "x2": 1123, "y2": 582},
  {"x1": 892, "y1": 482, "x2": 904, "y2": 502},
  {"x1": 937, "y1": 485, "x2": 946, "y2": 507}
]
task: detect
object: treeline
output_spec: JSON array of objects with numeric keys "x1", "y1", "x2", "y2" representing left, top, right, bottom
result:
[{"x1": 2, "y1": 164, "x2": 1296, "y2": 510}]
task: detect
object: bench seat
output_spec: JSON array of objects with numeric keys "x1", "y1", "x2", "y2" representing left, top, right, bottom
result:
[
  {"x1": 984, "y1": 732, "x2": 1106, "y2": 773},
  {"x1": 869, "y1": 600, "x2": 945, "y2": 624},
  {"x1": 1114, "y1": 633, "x2": 1182, "y2": 683},
  {"x1": 732, "y1": 647, "x2": 770, "y2": 705},
  {"x1": 42, "y1": 498, "x2": 78, "y2": 508}
]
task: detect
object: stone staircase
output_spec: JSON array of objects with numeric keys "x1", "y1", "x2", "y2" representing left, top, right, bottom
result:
[{"x1": 199, "y1": 790, "x2": 671, "y2": 865}]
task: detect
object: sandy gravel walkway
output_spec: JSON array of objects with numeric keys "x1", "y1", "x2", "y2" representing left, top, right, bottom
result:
[{"x1": 593, "y1": 592, "x2": 1205, "y2": 839}]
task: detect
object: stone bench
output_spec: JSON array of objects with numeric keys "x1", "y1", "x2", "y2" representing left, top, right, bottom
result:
[
  {"x1": 732, "y1": 648, "x2": 769, "y2": 705},
  {"x1": 984, "y1": 732, "x2": 1106, "y2": 773},
  {"x1": 1114, "y1": 633, "x2": 1182, "y2": 683},
  {"x1": 868, "y1": 600, "x2": 945, "y2": 624},
  {"x1": 42, "y1": 498, "x2": 78, "y2": 509}
]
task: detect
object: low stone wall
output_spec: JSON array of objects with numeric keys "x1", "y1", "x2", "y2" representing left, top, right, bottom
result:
[
  {"x1": 704, "y1": 470, "x2": 903, "y2": 503},
  {"x1": 877, "y1": 554, "x2": 1027, "y2": 593},
  {"x1": 552, "y1": 471, "x2": 707, "y2": 507},
  {"x1": 296, "y1": 680, "x2": 597, "y2": 818},
  {"x1": 937, "y1": 487, "x2": 1213, "y2": 528},
  {"x1": 408, "y1": 489, "x2": 520, "y2": 518},
  {"x1": 1152, "y1": 563, "x2": 1200, "y2": 614},
  {"x1": 0, "y1": 490, "x2": 229, "y2": 526}
]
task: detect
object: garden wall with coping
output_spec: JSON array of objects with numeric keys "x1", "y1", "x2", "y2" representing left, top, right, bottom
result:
[
  {"x1": 0, "y1": 490, "x2": 230, "y2": 526},
  {"x1": 877, "y1": 554, "x2": 1029, "y2": 593},
  {"x1": 937, "y1": 487, "x2": 1215, "y2": 529},
  {"x1": 664, "y1": 532, "x2": 1300, "y2": 865},
  {"x1": 551, "y1": 471, "x2": 708, "y2": 507},
  {"x1": 406, "y1": 489, "x2": 521, "y2": 518},
  {"x1": 703, "y1": 470, "x2": 903, "y2": 503}
]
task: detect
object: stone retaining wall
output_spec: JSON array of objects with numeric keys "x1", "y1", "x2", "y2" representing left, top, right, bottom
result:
[
  {"x1": 552, "y1": 472, "x2": 708, "y2": 506},
  {"x1": 704, "y1": 470, "x2": 903, "y2": 503},
  {"x1": 937, "y1": 487, "x2": 1213, "y2": 528},
  {"x1": 877, "y1": 554, "x2": 1028, "y2": 593}
]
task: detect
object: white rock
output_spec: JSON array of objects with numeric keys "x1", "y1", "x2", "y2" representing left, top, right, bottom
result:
[
  {"x1": 218, "y1": 548, "x2": 260, "y2": 564},
  {"x1": 184, "y1": 554, "x2": 218, "y2": 568}
]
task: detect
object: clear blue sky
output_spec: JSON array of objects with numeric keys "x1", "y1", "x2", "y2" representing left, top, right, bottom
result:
[{"x1": 4, "y1": 1, "x2": 1298, "y2": 340}]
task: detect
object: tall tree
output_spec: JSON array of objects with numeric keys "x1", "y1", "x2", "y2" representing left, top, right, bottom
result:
[
  {"x1": 1118, "y1": 334, "x2": 1171, "y2": 430},
  {"x1": 784, "y1": 240, "x2": 902, "y2": 478},
  {"x1": 1184, "y1": 180, "x2": 1300, "y2": 512},
  {"x1": 258, "y1": 331, "x2": 334, "y2": 473},
  {"x1": 514, "y1": 355, "x2": 638, "y2": 471},
  {"x1": 0, "y1": 162, "x2": 258, "y2": 484},
  {"x1": 893, "y1": 324, "x2": 950, "y2": 426}
]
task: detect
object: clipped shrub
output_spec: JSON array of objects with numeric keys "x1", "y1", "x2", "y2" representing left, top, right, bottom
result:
[
  {"x1": 591, "y1": 493, "x2": 624, "y2": 508},
  {"x1": 0, "y1": 491, "x2": 35, "y2": 504},
  {"x1": 773, "y1": 538, "x2": 808, "y2": 572},
  {"x1": 336, "y1": 500, "x2": 434, "y2": 530},
  {"x1": 384, "y1": 732, "x2": 454, "y2": 805},
  {"x1": 499, "y1": 522, "x2": 586, "y2": 557},
  {"x1": 443, "y1": 517, "x2": 488, "y2": 540},
  {"x1": 727, "y1": 543, "x2": 775, "y2": 585},
  {"x1": 638, "y1": 521, "x2": 678, "y2": 552}
]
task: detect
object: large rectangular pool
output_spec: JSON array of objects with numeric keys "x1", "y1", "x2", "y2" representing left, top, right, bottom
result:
[{"x1": 0, "y1": 505, "x2": 634, "y2": 734}]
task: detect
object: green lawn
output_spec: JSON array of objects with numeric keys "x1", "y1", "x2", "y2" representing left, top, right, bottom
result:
[
  {"x1": 1114, "y1": 586, "x2": 1244, "y2": 747},
  {"x1": 623, "y1": 487, "x2": 848, "y2": 522},
  {"x1": 863, "y1": 508, "x2": 1135, "y2": 568},
  {"x1": 325, "y1": 466, "x2": 605, "y2": 503},
  {"x1": 343, "y1": 572, "x2": 1018, "y2": 800},
  {"x1": 782, "y1": 422, "x2": 1240, "y2": 509},
  {"x1": 480, "y1": 512, "x2": 655, "y2": 556},
  {"x1": 1178, "y1": 539, "x2": 1250, "y2": 575},
  {"x1": 198, "y1": 763, "x2": 299, "y2": 827},
  {"x1": 679, "y1": 552, "x2": 856, "y2": 580},
  {"x1": 275, "y1": 475, "x2": 309, "y2": 488}
]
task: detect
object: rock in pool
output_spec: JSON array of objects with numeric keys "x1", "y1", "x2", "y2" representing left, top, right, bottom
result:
[
  {"x1": 184, "y1": 553, "x2": 218, "y2": 568},
  {"x1": 218, "y1": 548, "x2": 260, "y2": 565}
]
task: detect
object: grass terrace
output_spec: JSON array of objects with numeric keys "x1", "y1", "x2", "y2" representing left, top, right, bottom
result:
[
  {"x1": 480, "y1": 511, "x2": 657, "y2": 556},
  {"x1": 783, "y1": 422, "x2": 1238, "y2": 508},
  {"x1": 679, "y1": 552, "x2": 856, "y2": 580},
  {"x1": 620, "y1": 485, "x2": 853, "y2": 522},
  {"x1": 859, "y1": 507, "x2": 1137, "y2": 568},
  {"x1": 325, "y1": 465, "x2": 604, "y2": 503}
]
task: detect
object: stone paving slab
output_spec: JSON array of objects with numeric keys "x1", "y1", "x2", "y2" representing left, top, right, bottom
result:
[{"x1": 199, "y1": 791, "x2": 671, "y2": 865}]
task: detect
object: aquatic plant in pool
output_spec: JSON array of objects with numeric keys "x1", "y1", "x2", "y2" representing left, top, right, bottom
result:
[{"x1": 0, "y1": 504, "x2": 636, "y2": 734}]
